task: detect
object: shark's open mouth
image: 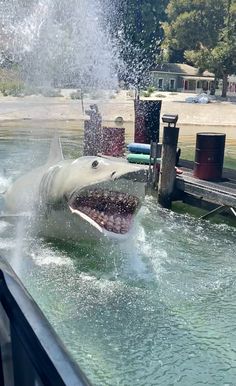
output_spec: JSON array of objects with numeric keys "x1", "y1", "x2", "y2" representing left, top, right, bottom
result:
[{"x1": 69, "y1": 189, "x2": 140, "y2": 235}]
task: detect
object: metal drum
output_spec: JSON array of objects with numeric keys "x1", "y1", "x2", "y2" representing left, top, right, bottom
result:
[
  {"x1": 134, "y1": 100, "x2": 162, "y2": 143},
  {"x1": 102, "y1": 127, "x2": 125, "y2": 157},
  {"x1": 193, "y1": 133, "x2": 226, "y2": 180}
]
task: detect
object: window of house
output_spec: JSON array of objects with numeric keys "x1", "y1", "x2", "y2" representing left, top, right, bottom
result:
[
  {"x1": 202, "y1": 80, "x2": 209, "y2": 91},
  {"x1": 197, "y1": 80, "x2": 201, "y2": 89},
  {"x1": 158, "y1": 78, "x2": 163, "y2": 89},
  {"x1": 170, "y1": 79, "x2": 175, "y2": 90}
]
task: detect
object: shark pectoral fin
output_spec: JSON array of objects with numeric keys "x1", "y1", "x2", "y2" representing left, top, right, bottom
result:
[{"x1": 69, "y1": 206, "x2": 104, "y2": 233}]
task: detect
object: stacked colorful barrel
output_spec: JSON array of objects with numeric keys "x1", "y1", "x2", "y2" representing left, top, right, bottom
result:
[
  {"x1": 127, "y1": 143, "x2": 161, "y2": 165},
  {"x1": 127, "y1": 143, "x2": 181, "y2": 166}
]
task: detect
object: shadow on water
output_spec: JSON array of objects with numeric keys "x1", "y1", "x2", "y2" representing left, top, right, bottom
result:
[{"x1": 44, "y1": 237, "x2": 124, "y2": 276}]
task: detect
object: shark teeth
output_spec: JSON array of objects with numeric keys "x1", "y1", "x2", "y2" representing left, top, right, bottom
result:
[
  {"x1": 69, "y1": 189, "x2": 139, "y2": 235},
  {"x1": 69, "y1": 206, "x2": 103, "y2": 233}
]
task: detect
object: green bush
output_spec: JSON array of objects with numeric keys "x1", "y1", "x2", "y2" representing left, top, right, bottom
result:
[
  {"x1": 147, "y1": 86, "x2": 156, "y2": 94},
  {"x1": 142, "y1": 90, "x2": 151, "y2": 97},
  {"x1": 0, "y1": 81, "x2": 25, "y2": 97},
  {"x1": 70, "y1": 90, "x2": 82, "y2": 99},
  {"x1": 140, "y1": 86, "x2": 156, "y2": 98},
  {"x1": 41, "y1": 88, "x2": 62, "y2": 97},
  {"x1": 90, "y1": 91, "x2": 103, "y2": 99}
]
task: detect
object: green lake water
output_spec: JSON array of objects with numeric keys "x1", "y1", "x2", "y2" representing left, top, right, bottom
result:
[{"x1": 0, "y1": 130, "x2": 236, "y2": 386}]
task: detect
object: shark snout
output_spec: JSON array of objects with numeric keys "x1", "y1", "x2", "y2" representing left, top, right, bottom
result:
[{"x1": 115, "y1": 168, "x2": 148, "y2": 184}]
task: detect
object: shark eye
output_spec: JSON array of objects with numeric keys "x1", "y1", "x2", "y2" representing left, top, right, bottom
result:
[{"x1": 91, "y1": 160, "x2": 99, "y2": 169}]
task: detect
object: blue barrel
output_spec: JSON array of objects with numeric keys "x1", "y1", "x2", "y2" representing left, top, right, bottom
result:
[{"x1": 127, "y1": 143, "x2": 151, "y2": 154}]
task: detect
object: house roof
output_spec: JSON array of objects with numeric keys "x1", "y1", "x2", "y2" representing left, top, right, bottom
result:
[{"x1": 151, "y1": 63, "x2": 215, "y2": 78}]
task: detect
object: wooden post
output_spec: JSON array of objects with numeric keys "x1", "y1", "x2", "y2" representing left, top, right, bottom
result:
[
  {"x1": 158, "y1": 126, "x2": 179, "y2": 208},
  {"x1": 83, "y1": 105, "x2": 102, "y2": 156}
]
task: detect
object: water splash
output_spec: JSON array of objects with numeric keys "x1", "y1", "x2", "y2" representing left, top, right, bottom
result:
[
  {"x1": 0, "y1": 174, "x2": 11, "y2": 194},
  {"x1": 1, "y1": 0, "x2": 119, "y2": 89},
  {"x1": 9, "y1": 217, "x2": 26, "y2": 275}
]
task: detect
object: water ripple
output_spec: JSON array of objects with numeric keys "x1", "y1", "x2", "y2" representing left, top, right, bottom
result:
[{"x1": 0, "y1": 135, "x2": 236, "y2": 385}]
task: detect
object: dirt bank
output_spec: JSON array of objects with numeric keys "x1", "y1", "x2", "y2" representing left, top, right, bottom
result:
[{"x1": 0, "y1": 91, "x2": 236, "y2": 126}]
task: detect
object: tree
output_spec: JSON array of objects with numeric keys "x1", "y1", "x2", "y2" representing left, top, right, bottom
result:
[
  {"x1": 162, "y1": 0, "x2": 236, "y2": 97},
  {"x1": 102, "y1": 0, "x2": 169, "y2": 87}
]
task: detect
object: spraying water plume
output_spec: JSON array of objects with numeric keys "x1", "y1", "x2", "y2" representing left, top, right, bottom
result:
[{"x1": 0, "y1": 0, "x2": 119, "y2": 89}]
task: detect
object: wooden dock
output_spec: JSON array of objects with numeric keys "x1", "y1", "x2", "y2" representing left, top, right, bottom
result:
[
  {"x1": 100, "y1": 154, "x2": 236, "y2": 218},
  {"x1": 175, "y1": 160, "x2": 236, "y2": 215}
]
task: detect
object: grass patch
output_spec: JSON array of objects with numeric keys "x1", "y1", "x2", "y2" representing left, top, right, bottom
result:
[
  {"x1": 223, "y1": 157, "x2": 236, "y2": 169},
  {"x1": 179, "y1": 144, "x2": 236, "y2": 169}
]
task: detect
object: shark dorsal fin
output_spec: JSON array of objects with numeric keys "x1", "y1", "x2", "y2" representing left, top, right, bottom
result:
[{"x1": 47, "y1": 133, "x2": 64, "y2": 165}]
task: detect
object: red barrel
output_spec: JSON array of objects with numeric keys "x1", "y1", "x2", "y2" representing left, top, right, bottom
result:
[
  {"x1": 134, "y1": 100, "x2": 162, "y2": 143},
  {"x1": 193, "y1": 133, "x2": 226, "y2": 180},
  {"x1": 102, "y1": 127, "x2": 125, "y2": 157}
]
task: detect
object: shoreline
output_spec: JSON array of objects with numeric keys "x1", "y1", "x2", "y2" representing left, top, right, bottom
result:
[
  {"x1": 0, "y1": 93, "x2": 235, "y2": 153},
  {"x1": 0, "y1": 91, "x2": 236, "y2": 125},
  {"x1": 0, "y1": 118, "x2": 236, "y2": 127}
]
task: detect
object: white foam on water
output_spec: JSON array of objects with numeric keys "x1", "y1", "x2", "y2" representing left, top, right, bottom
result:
[
  {"x1": 117, "y1": 224, "x2": 152, "y2": 280},
  {"x1": 31, "y1": 246, "x2": 73, "y2": 267},
  {"x1": 0, "y1": 220, "x2": 12, "y2": 233},
  {"x1": 0, "y1": 176, "x2": 11, "y2": 193},
  {"x1": 0, "y1": 218, "x2": 15, "y2": 252},
  {"x1": 9, "y1": 218, "x2": 27, "y2": 275},
  {"x1": 0, "y1": 238, "x2": 16, "y2": 251}
]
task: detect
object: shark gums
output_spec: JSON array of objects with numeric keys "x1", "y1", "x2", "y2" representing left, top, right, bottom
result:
[{"x1": 3, "y1": 136, "x2": 147, "y2": 241}]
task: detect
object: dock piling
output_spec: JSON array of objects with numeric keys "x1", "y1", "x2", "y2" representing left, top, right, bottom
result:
[{"x1": 158, "y1": 115, "x2": 179, "y2": 209}]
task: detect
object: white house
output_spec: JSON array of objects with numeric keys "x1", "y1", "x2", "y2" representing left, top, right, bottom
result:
[{"x1": 150, "y1": 63, "x2": 215, "y2": 93}]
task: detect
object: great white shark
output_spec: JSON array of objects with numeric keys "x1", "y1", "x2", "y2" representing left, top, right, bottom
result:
[{"x1": 3, "y1": 136, "x2": 147, "y2": 241}]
